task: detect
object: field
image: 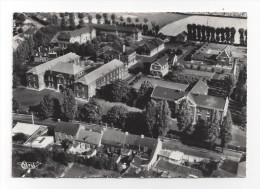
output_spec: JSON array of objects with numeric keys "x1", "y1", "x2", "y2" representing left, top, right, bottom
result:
[
  {"x1": 159, "y1": 15, "x2": 247, "y2": 44},
  {"x1": 64, "y1": 163, "x2": 120, "y2": 178},
  {"x1": 131, "y1": 76, "x2": 189, "y2": 91}
]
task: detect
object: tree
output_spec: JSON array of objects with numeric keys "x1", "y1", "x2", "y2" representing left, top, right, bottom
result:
[
  {"x1": 176, "y1": 49, "x2": 183, "y2": 56},
  {"x1": 108, "y1": 79, "x2": 129, "y2": 102},
  {"x1": 127, "y1": 17, "x2": 132, "y2": 24},
  {"x1": 241, "y1": 106, "x2": 247, "y2": 128},
  {"x1": 230, "y1": 27, "x2": 236, "y2": 44},
  {"x1": 177, "y1": 100, "x2": 193, "y2": 134},
  {"x1": 220, "y1": 111, "x2": 233, "y2": 151},
  {"x1": 143, "y1": 100, "x2": 157, "y2": 137},
  {"x1": 78, "y1": 13, "x2": 85, "y2": 19},
  {"x1": 143, "y1": 18, "x2": 148, "y2": 24},
  {"x1": 237, "y1": 63, "x2": 247, "y2": 87},
  {"x1": 106, "y1": 105, "x2": 128, "y2": 129},
  {"x1": 13, "y1": 98, "x2": 19, "y2": 112},
  {"x1": 63, "y1": 88, "x2": 77, "y2": 121},
  {"x1": 95, "y1": 13, "x2": 102, "y2": 24},
  {"x1": 220, "y1": 27, "x2": 225, "y2": 43},
  {"x1": 207, "y1": 122, "x2": 220, "y2": 149},
  {"x1": 192, "y1": 24, "x2": 197, "y2": 40},
  {"x1": 244, "y1": 29, "x2": 247, "y2": 46},
  {"x1": 102, "y1": 13, "x2": 108, "y2": 20},
  {"x1": 225, "y1": 27, "x2": 231, "y2": 44},
  {"x1": 196, "y1": 25, "x2": 201, "y2": 41},
  {"x1": 187, "y1": 24, "x2": 193, "y2": 40},
  {"x1": 119, "y1": 16, "x2": 124, "y2": 22},
  {"x1": 17, "y1": 27, "x2": 24, "y2": 34},
  {"x1": 60, "y1": 17, "x2": 67, "y2": 30},
  {"x1": 88, "y1": 15, "x2": 93, "y2": 23},
  {"x1": 13, "y1": 133, "x2": 28, "y2": 144},
  {"x1": 111, "y1": 13, "x2": 116, "y2": 24},
  {"x1": 39, "y1": 94, "x2": 54, "y2": 119},
  {"x1": 156, "y1": 100, "x2": 171, "y2": 138},
  {"x1": 135, "y1": 18, "x2": 139, "y2": 23},
  {"x1": 212, "y1": 110, "x2": 221, "y2": 125},
  {"x1": 78, "y1": 19, "x2": 85, "y2": 28},
  {"x1": 239, "y1": 28, "x2": 245, "y2": 45},
  {"x1": 216, "y1": 28, "x2": 220, "y2": 43},
  {"x1": 201, "y1": 25, "x2": 206, "y2": 41},
  {"x1": 69, "y1": 13, "x2": 76, "y2": 30},
  {"x1": 79, "y1": 99, "x2": 103, "y2": 123},
  {"x1": 137, "y1": 80, "x2": 153, "y2": 109}
]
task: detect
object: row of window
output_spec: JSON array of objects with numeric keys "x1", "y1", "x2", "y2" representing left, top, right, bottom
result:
[
  {"x1": 197, "y1": 114, "x2": 211, "y2": 121},
  {"x1": 197, "y1": 109, "x2": 211, "y2": 115},
  {"x1": 28, "y1": 76, "x2": 37, "y2": 81}
]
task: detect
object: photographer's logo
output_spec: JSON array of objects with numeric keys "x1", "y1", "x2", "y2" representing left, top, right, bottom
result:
[{"x1": 18, "y1": 161, "x2": 41, "y2": 170}]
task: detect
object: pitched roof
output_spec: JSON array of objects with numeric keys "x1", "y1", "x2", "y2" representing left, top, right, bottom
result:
[
  {"x1": 87, "y1": 23, "x2": 141, "y2": 33},
  {"x1": 188, "y1": 93, "x2": 227, "y2": 110},
  {"x1": 12, "y1": 122, "x2": 42, "y2": 136},
  {"x1": 153, "y1": 55, "x2": 169, "y2": 66},
  {"x1": 27, "y1": 52, "x2": 80, "y2": 75},
  {"x1": 50, "y1": 61, "x2": 85, "y2": 75},
  {"x1": 76, "y1": 129, "x2": 102, "y2": 146},
  {"x1": 143, "y1": 38, "x2": 164, "y2": 51},
  {"x1": 101, "y1": 129, "x2": 126, "y2": 147},
  {"x1": 54, "y1": 122, "x2": 81, "y2": 136},
  {"x1": 155, "y1": 159, "x2": 203, "y2": 177},
  {"x1": 57, "y1": 26, "x2": 91, "y2": 40},
  {"x1": 131, "y1": 156, "x2": 143, "y2": 168},
  {"x1": 188, "y1": 79, "x2": 208, "y2": 95},
  {"x1": 151, "y1": 86, "x2": 187, "y2": 102},
  {"x1": 76, "y1": 59, "x2": 124, "y2": 85},
  {"x1": 158, "y1": 149, "x2": 172, "y2": 158}
]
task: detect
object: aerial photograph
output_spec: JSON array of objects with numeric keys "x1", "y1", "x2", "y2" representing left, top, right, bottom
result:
[{"x1": 12, "y1": 12, "x2": 247, "y2": 178}]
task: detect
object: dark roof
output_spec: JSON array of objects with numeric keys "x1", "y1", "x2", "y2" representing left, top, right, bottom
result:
[
  {"x1": 55, "y1": 122, "x2": 81, "y2": 136},
  {"x1": 188, "y1": 93, "x2": 227, "y2": 110},
  {"x1": 131, "y1": 156, "x2": 143, "y2": 168},
  {"x1": 50, "y1": 61, "x2": 85, "y2": 75},
  {"x1": 155, "y1": 159, "x2": 203, "y2": 177},
  {"x1": 76, "y1": 129, "x2": 102, "y2": 146},
  {"x1": 188, "y1": 79, "x2": 208, "y2": 95},
  {"x1": 122, "y1": 48, "x2": 135, "y2": 55},
  {"x1": 153, "y1": 55, "x2": 169, "y2": 66},
  {"x1": 103, "y1": 49, "x2": 121, "y2": 56},
  {"x1": 24, "y1": 28, "x2": 37, "y2": 35},
  {"x1": 151, "y1": 86, "x2": 187, "y2": 102},
  {"x1": 101, "y1": 129, "x2": 126, "y2": 147},
  {"x1": 87, "y1": 23, "x2": 141, "y2": 33}
]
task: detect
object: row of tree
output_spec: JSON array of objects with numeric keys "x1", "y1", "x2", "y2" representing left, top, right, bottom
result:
[
  {"x1": 187, "y1": 24, "x2": 237, "y2": 44},
  {"x1": 177, "y1": 100, "x2": 233, "y2": 150}
]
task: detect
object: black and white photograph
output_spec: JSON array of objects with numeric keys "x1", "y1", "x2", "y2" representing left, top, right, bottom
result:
[
  {"x1": 1, "y1": 0, "x2": 260, "y2": 188},
  {"x1": 11, "y1": 11, "x2": 247, "y2": 178}
]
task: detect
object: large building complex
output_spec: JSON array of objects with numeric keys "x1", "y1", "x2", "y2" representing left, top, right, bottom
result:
[{"x1": 26, "y1": 53, "x2": 126, "y2": 100}]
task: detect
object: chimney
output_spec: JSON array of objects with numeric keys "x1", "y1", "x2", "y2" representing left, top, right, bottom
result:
[
  {"x1": 89, "y1": 129, "x2": 92, "y2": 132},
  {"x1": 141, "y1": 134, "x2": 144, "y2": 138},
  {"x1": 57, "y1": 119, "x2": 60, "y2": 122},
  {"x1": 125, "y1": 132, "x2": 128, "y2": 135},
  {"x1": 123, "y1": 45, "x2": 125, "y2": 53}
]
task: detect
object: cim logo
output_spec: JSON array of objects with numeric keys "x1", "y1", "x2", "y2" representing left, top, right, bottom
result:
[{"x1": 18, "y1": 161, "x2": 42, "y2": 170}]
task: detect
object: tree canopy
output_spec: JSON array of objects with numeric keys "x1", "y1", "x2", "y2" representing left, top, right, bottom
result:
[
  {"x1": 79, "y1": 99, "x2": 103, "y2": 124},
  {"x1": 177, "y1": 100, "x2": 193, "y2": 134},
  {"x1": 39, "y1": 94, "x2": 54, "y2": 119},
  {"x1": 106, "y1": 105, "x2": 128, "y2": 129},
  {"x1": 63, "y1": 88, "x2": 77, "y2": 121}
]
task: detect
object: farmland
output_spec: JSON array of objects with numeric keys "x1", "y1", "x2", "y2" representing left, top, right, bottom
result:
[{"x1": 159, "y1": 15, "x2": 247, "y2": 44}]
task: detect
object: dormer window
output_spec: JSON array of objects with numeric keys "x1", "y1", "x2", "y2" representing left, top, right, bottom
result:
[
  {"x1": 143, "y1": 147, "x2": 147, "y2": 152},
  {"x1": 207, "y1": 110, "x2": 211, "y2": 115}
]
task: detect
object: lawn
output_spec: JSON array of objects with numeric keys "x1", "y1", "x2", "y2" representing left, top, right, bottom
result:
[
  {"x1": 64, "y1": 163, "x2": 120, "y2": 178},
  {"x1": 13, "y1": 87, "x2": 64, "y2": 112},
  {"x1": 230, "y1": 125, "x2": 246, "y2": 148},
  {"x1": 131, "y1": 76, "x2": 189, "y2": 91}
]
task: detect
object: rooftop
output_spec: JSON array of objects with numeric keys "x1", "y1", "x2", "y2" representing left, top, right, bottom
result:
[
  {"x1": 76, "y1": 129, "x2": 102, "y2": 146},
  {"x1": 87, "y1": 23, "x2": 141, "y2": 33},
  {"x1": 76, "y1": 59, "x2": 124, "y2": 85},
  {"x1": 151, "y1": 85, "x2": 187, "y2": 102},
  {"x1": 50, "y1": 61, "x2": 85, "y2": 75},
  {"x1": 57, "y1": 26, "x2": 91, "y2": 41},
  {"x1": 187, "y1": 79, "x2": 209, "y2": 95},
  {"x1": 188, "y1": 92, "x2": 227, "y2": 110},
  {"x1": 153, "y1": 55, "x2": 169, "y2": 66},
  {"x1": 54, "y1": 122, "x2": 81, "y2": 136},
  {"x1": 12, "y1": 122, "x2": 42, "y2": 136},
  {"x1": 27, "y1": 52, "x2": 80, "y2": 75}
]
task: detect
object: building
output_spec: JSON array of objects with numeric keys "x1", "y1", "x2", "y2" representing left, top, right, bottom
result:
[
  {"x1": 151, "y1": 80, "x2": 229, "y2": 123},
  {"x1": 54, "y1": 122, "x2": 82, "y2": 143},
  {"x1": 120, "y1": 48, "x2": 137, "y2": 68},
  {"x1": 102, "y1": 48, "x2": 122, "y2": 63},
  {"x1": 26, "y1": 52, "x2": 86, "y2": 91},
  {"x1": 191, "y1": 42, "x2": 234, "y2": 68},
  {"x1": 24, "y1": 136, "x2": 54, "y2": 148},
  {"x1": 33, "y1": 46, "x2": 61, "y2": 63},
  {"x1": 158, "y1": 150, "x2": 184, "y2": 164},
  {"x1": 175, "y1": 31, "x2": 188, "y2": 43},
  {"x1": 87, "y1": 24, "x2": 142, "y2": 42},
  {"x1": 150, "y1": 55, "x2": 169, "y2": 77},
  {"x1": 135, "y1": 38, "x2": 165, "y2": 57},
  {"x1": 51, "y1": 26, "x2": 96, "y2": 47},
  {"x1": 74, "y1": 59, "x2": 126, "y2": 100}
]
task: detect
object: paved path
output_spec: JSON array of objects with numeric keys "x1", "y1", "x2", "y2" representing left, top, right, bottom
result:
[{"x1": 60, "y1": 163, "x2": 74, "y2": 178}]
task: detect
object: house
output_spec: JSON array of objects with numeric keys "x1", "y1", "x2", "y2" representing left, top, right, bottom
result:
[
  {"x1": 102, "y1": 49, "x2": 122, "y2": 63},
  {"x1": 191, "y1": 42, "x2": 234, "y2": 68},
  {"x1": 23, "y1": 27, "x2": 37, "y2": 38},
  {"x1": 136, "y1": 38, "x2": 165, "y2": 57},
  {"x1": 74, "y1": 59, "x2": 126, "y2": 100},
  {"x1": 87, "y1": 24, "x2": 142, "y2": 41},
  {"x1": 33, "y1": 46, "x2": 60, "y2": 63},
  {"x1": 151, "y1": 82, "x2": 229, "y2": 122},
  {"x1": 12, "y1": 122, "x2": 42, "y2": 137},
  {"x1": 51, "y1": 26, "x2": 96, "y2": 47},
  {"x1": 101, "y1": 130, "x2": 162, "y2": 171},
  {"x1": 175, "y1": 31, "x2": 188, "y2": 43},
  {"x1": 68, "y1": 129, "x2": 103, "y2": 156},
  {"x1": 54, "y1": 122, "x2": 82, "y2": 143},
  {"x1": 24, "y1": 136, "x2": 54, "y2": 148},
  {"x1": 153, "y1": 158, "x2": 203, "y2": 178},
  {"x1": 158, "y1": 150, "x2": 184, "y2": 164},
  {"x1": 150, "y1": 55, "x2": 169, "y2": 77},
  {"x1": 120, "y1": 48, "x2": 137, "y2": 68}
]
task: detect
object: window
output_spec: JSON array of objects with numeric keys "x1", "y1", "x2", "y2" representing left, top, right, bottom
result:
[
  {"x1": 197, "y1": 109, "x2": 201, "y2": 113},
  {"x1": 33, "y1": 77, "x2": 36, "y2": 81},
  {"x1": 197, "y1": 115, "x2": 201, "y2": 121},
  {"x1": 82, "y1": 87, "x2": 84, "y2": 91},
  {"x1": 206, "y1": 116, "x2": 210, "y2": 121},
  {"x1": 206, "y1": 110, "x2": 211, "y2": 115},
  {"x1": 143, "y1": 147, "x2": 147, "y2": 152},
  {"x1": 76, "y1": 85, "x2": 79, "y2": 90}
]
